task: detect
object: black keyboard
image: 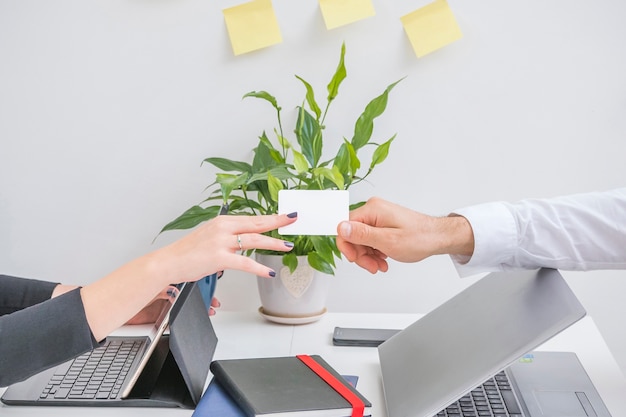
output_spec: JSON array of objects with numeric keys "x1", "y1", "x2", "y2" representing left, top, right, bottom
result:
[
  {"x1": 40, "y1": 339, "x2": 143, "y2": 400},
  {"x1": 435, "y1": 371, "x2": 523, "y2": 417}
]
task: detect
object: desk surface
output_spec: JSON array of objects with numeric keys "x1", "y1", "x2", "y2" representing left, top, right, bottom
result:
[{"x1": 1, "y1": 311, "x2": 625, "y2": 416}]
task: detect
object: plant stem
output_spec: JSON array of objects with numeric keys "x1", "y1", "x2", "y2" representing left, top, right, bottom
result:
[
  {"x1": 320, "y1": 101, "x2": 331, "y2": 126},
  {"x1": 242, "y1": 189, "x2": 259, "y2": 215},
  {"x1": 350, "y1": 168, "x2": 373, "y2": 186},
  {"x1": 276, "y1": 108, "x2": 286, "y2": 161}
]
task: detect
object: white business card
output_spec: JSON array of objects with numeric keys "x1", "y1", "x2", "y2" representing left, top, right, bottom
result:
[{"x1": 278, "y1": 190, "x2": 349, "y2": 236}]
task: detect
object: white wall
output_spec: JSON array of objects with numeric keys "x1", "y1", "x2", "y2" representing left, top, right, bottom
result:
[{"x1": 2, "y1": 0, "x2": 625, "y2": 371}]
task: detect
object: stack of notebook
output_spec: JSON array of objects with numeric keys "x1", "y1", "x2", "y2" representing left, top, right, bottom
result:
[{"x1": 194, "y1": 355, "x2": 371, "y2": 417}]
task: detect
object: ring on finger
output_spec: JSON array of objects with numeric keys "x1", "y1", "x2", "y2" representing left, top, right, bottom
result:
[{"x1": 237, "y1": 234, "x2": 243, "y2": 252}]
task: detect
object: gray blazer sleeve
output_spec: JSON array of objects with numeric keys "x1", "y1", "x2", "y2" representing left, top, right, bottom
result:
[
  {"x1": 0, "y1": 274, "x2": 58, "y2": 315},
  {"x1": 0, "y1": 277, "x2": 101, "y2": 387}
]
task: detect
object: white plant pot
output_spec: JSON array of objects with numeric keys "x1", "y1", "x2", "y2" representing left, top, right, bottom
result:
[{"x1": 256, "y1": 253, "x2": 330, "y2": 324}]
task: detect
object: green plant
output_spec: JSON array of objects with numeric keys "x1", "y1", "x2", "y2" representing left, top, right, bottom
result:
[{"x1": 160, "y1": 43, "x2": 402, "y2": 275}]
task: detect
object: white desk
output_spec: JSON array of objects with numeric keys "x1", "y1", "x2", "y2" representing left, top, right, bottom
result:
[{"x1": 1, "y1": 311, "x2": 625, "y2": 416}]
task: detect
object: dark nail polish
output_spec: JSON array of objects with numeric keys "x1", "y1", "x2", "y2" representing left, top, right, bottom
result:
[
  {"x1": 166, "y1": 288, "x2": 177, "y2": 298},
  {"x1": 269, "y1": 270, "x2": 276, "y2": 277},
  {"x1": 284, "y1": 241, "x2": 294, "y2": 248},
  {"x1": 287, "y1": 211, "x2": 298, "y2": 218}
]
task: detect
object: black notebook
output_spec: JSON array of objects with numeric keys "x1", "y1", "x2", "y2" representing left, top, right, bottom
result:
[{"x1": 209, "y1": 355, "x2": 372, "y2": 417}]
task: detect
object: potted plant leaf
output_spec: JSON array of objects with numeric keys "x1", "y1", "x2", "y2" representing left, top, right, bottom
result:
[{"x1": 160, "y1": 43, "x2": 401, "y2": 322}]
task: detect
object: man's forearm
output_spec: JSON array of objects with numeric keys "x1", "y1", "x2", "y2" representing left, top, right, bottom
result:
[{"x1": 439, "y1": 215, "x2": 475, "y2": 258}]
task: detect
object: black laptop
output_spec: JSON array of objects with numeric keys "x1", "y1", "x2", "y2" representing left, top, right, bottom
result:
[{"x1": 1, "y1": 282, "x2": 217, "y2": 408}]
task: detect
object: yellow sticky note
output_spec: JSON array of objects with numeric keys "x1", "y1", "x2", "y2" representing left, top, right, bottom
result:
[
  {"x1": 400, "y1": 0, "x2": 462, "y2": 58},
  {"x1": 223, "y1": 0, "x2": 282, "y2": 56},
  {"x1": 319, "y1": 0, "x2": 376, "y2": 30}
]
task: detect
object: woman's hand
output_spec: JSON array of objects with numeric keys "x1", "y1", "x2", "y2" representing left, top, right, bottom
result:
[{"x1": 158, "y1": 212, "x2": 298, "y2": 284}]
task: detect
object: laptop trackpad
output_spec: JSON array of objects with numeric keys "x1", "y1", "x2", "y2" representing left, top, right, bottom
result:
[{"x1": 534, "y1": 391, "x2": 593, "y2": 416}]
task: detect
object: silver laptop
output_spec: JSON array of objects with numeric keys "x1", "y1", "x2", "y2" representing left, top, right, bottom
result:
[{"x1": 378, "y1": 268, "x2": 612, "y2": 417}]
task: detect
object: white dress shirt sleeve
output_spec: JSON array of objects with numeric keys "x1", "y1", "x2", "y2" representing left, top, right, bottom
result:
[{"x1": 450, "y1": 188, "x2": 626, "y2": 277}]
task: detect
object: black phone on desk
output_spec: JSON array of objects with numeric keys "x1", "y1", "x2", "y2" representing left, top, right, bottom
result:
[{"x1": 332, "y1": 326, "x2": 401, "y2": 347}]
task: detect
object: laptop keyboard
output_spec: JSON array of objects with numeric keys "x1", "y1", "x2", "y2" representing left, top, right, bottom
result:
[
  {"x1": 40, "y1": 339, "x2": 143, "y2": 401},
  {"x1": 435, "y1": 371, "x2": 523, "y2": 417}
]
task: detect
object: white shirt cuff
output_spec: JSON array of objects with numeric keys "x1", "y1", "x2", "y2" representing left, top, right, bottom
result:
[{"x1": 450, "y1": 202, "x2": 518, "y2": 277}]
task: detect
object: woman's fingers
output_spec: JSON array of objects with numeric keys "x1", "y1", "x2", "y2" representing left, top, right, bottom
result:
[
  {"x1": 209, "y1": 297, "x2": 221, "y2": 316},
  {"x1": 224, "y1": 212, "x2": 298, "y2": 234},
  {"x1": 218, "y1": 252, "x2": 282, "y2": 278},
  {"x1": 235, "y1": 233, "x2": 294, "y2": 253}
]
